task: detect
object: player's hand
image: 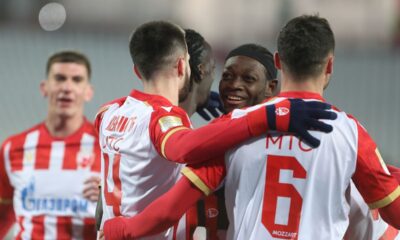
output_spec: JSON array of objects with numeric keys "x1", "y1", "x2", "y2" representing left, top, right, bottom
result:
[
  {"x1": 103, "y1": 217, "x2": 127, "y2": 240},
  {"x1": 196, "y1": 91, "x2": 224, "y2": 121},
  {"x1": 267, "y1": 99, "x2": 337, "y2": 148},
  {"x1": 83, "y1": 175, "x2": 101, "y2": 202}
]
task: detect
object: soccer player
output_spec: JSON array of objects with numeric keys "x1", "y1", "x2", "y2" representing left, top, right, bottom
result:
[
  {"x1": 179, "y1": 28, "x2": 217, "y2": 118},
  {"x1": 184, "y1": 43, "x2": 279, "y2": 240},
  {"x1": 102, "y1": 15, "x2": 400, "y2": 239},
  {"x1": 0, "y1": 51, "x2": 101, "y2": 239},
  {"x1": 96, "y1": 20, "x2": 336, "y2": 239}
]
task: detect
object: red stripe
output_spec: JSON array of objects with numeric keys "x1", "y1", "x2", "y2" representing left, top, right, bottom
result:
[
  {"x1": 57, "y1": 216, "x2": 72, "y2": 239},
  {"x1": 275, "y1": 100, "x2": 291, "y2": 132},
  {"x1": 379, "y1": 225, "x2": 399, "y2": 240},
  {"x1": 90, "y1": 141, "x2": 101, "y2": 172},
  {"x1": 62, "y1": 133, "x2": 82, "y2": 170},
  {"x1": 186, "y1": 206, "x2": 198, "y2": 240},
  {"x1": 34, "y1": 132, "x2": 51, "y2": 170},
  {"x1": 205, "y1": 195, "x2": 219, "y2": 240},
  {"x1": 83, "y1": 218, "x2": 97, "y2": 240},
  {"x1": 9, "y1": 133, "x2": 27, "y2": 171},
  {"x1": 15, "y1": 216, "x2": 24, "y2": 240},
  {"x1": 31, "y1": 215, "x2": 45, "y2": 239}
]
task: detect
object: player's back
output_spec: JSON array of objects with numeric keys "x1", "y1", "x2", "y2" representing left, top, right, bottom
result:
[
  {"x1": 224, "y1": 97, "x2": 358, "y2": 240},
  {"x1": 97, "y1": 90, "x2": 185, "y2": 239}
]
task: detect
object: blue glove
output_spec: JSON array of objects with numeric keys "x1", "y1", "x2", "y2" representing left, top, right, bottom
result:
[
  {"x1": 196, "y1": 91, "x2": 225, "y2": 121},
  {"x1": 266, "y1": 99, "x2": 337, "y2": 148}
]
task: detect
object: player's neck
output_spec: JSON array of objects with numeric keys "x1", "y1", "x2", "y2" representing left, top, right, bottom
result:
[
  {"x1": 280, "y1": 73, "x2": 326, "y2": 96},
  {"x1": 143, "y1": 76, "x2": 180, "y2": 105},
  {"x1": 45, "y1": 113, "x2": 84, "y2": 138},
  {"x1": 179, "y1": 84, "x2": 198, "y2": 117}
]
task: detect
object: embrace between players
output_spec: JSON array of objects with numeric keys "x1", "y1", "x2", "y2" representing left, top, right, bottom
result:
[{"x1": 96, "y1": 15, "x2": 400, "y2": 240}]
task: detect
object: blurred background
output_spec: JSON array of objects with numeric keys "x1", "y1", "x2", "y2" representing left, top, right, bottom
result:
[{"x1": 0, "y1": 0, "x2": 399, "y2": 168}]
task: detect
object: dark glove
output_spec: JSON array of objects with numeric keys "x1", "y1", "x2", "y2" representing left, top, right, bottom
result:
[
  {"x1": 266, "y1": 99, "x2": 337, "y2": 148},
  {"x1": 196, "y1": 91, "x2": 225, "y2": 121}
]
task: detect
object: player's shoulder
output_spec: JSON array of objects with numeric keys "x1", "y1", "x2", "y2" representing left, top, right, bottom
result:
[
  {"x1": 1, "y1": 122, "x2": 43, "y2": 149},
  {"x1": 96, "y1": 97, "x2": 127, "y2": 117}
]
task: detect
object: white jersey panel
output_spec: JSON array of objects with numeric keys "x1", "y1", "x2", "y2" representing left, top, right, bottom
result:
[
  {"x1": 99, "y1": 96, "x2": 184, "y2": 240},
  {"x1": 224, "y1": 98, "x2": 359, "y2": 239}
]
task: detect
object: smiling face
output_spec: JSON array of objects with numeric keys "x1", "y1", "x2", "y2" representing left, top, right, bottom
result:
[
  {"x1": 219, "y1": 56, "x2": 267, "y2": 113},
  {"x1": 41, "y1": 62, "x2": 93, "y2": 119}
]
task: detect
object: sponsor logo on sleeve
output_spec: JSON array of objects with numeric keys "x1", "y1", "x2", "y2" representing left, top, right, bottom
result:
[{"x1": 158, "y1": 116, "x2": 183, "y2": 133}]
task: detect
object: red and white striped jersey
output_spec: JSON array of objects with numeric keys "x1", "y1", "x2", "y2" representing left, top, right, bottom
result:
[
  {"x1": 0, "y1": 119, "x2": 101, "y2": 239},
  {"x1": 182, "y1": 91, "x2": 400, "y2": 240},
  {"x1": 95, "y1": 90, "x2": 191, "y2": 240},
  {"x1": 345, "y1": 181, "x2": 400, "y2": 240}
]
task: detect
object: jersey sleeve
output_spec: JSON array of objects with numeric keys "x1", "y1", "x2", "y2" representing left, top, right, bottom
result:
[
  {"x1": 352, "y1": 122, "x2": 400, "y2": 209},
  {"x1": 181, "y1": 157, "x2": 226, "y2": 196},
  {"x1": 0, "y1": 141, "x2": 14, "y2": 203},
  {"x1": 149, "y1": 106, "x2": 192, "y2": 161},
  {"x1": 157, "y1": 106, "x2": 267, "y2": 164}
]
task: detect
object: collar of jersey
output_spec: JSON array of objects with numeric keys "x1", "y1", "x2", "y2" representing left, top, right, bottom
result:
[
  {"x1": 129, "y1": 89, "x2": 173, "y2": 106},
  {"x1": 277, "y1": 91, "x2": 325, "y2": 102}
]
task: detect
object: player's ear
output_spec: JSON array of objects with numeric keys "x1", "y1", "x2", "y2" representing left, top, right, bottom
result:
[
  {"x1": 326, "y1": 55, "x2": 334, "y2": 74},
  {"x1": 274, "y1": 52, "x2": 282, "y2": 70},
  {"x1": 177, "y1": 57, "x2": 185, "y2": 77},
  {"x1": 40, "y1": 80, "x2": 48, "y2": 97},
  {"x1": 84, "y1": 84, "x2": 94, "y2": 102},
  {"x1": 197, "y1": 63, "x2": 205, "y2": 79},
  {"x1": 133, "y1": 65, "x2": 142, "y2": 80},
  {"x1": 266, "y1": 79, "x2": 279, "y2": 98}
]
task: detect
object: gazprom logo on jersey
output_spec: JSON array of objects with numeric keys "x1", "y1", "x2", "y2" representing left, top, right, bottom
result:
[{"x1": 21, "y1": 178, "x2": 88, "y2": 213}]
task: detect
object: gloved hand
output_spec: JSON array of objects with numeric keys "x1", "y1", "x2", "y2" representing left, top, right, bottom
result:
[
  {"x1": 196, "y1": 91, "x2": 225, "y2": 121},
  {"x1": 265, "y1": 99, "x2": 337, "y2": 148}
]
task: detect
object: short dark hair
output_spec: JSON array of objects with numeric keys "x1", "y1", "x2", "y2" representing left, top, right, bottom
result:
[
  {"x1": 226, "y1": 43, "x2": 276, "y2": 81},
  {"x1": 46, "y1": 51, "x2": 91, "y2": 78},
  {"x1": 277, "y1": 15, "x2": 335, "y2": 79},
  {"x1": 129, "y1": 21, "x2": 187, "y2": 80}
]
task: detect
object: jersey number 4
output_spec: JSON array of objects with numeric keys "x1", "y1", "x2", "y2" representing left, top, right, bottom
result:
[
  {"x1": 103, "y1": 153, "x2": 122, "y2": 216},
  {"x1": 262, "y1": 155, "x2": 306, "y2": 239}
]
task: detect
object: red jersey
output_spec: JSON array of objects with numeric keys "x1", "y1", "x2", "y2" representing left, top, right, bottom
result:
[{"x1": 0, "y1": 119, "x2": 101, "y2": 239}]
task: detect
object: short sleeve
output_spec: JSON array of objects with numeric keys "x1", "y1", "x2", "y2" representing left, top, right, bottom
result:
[
  {"x1": 181, "y1": 157, "x2": 226, "y2": 196},
  {"x1": 352, "y1": 122, "x2": 400, "y2": 209},
  {"x1": 149, "y1": 106, "x2": 192, "y2": 158},
  {"x1": 0, "y1": 141, "x2": 14, "y2": 203}
]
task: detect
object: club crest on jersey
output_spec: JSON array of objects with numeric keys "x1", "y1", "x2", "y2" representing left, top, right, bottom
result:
[
  {"x1": 158, "y1": 116, "x2": 183, "y2": 133},
  {"x1": 275, "y1": 107, "x2": 289, "y2": 116},
  {"x1": 77, "y1": 151, "x2": 95, "y2": 169},
  {"x1": 23, "y1": 150, "x2": 35, "y2": 166},
  {"x1": 207, "y1": 208, "x2": 219, "y2": 218}
]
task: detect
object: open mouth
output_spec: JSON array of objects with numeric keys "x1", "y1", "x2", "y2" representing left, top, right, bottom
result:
[
  {"x1": 57, "y1": 97, "x2": 73, "y2": 106},
  {"x1": 224, "y1": 95, "x2": 246, "y2": 105}
]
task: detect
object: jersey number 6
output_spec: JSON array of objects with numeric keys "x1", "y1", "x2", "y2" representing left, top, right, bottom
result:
[{"x1": 262, "y1": 155, "x2": 306, "y2": 239}]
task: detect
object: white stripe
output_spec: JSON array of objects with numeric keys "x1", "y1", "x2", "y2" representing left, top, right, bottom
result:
[
  {"x1": 23, "y1": 130, "x2": 40, "y2": 170},
  {"x1": 78, "y1": 133, "x2": 95, "y2": 170},
  {"x1": 44, "y1": 216, "x2": 56, "y2": 239},
  {"x1": 3, "y1": 142, "x2": 12, "y2": 178},
  {"x1": 49, "y1": 141, "x2": 65, "y2": 170},
  {"x1": 22, "y1": 216, "x2": 33, "y2": 240},
  {"x1": 275, "y1": 197, "x2": 291, "y2": 225},
  {"x1": 71, "y1": 218, "x2": 84, "y2": 240}
]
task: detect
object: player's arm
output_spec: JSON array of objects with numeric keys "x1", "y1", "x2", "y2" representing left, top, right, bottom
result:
[
  {"x1": 0, "y1": 203, "x2": 15, "y2": 239},
  {"x1": 156, "y1": 99, "x2": 336, "y2": 164},
  {"x1": 103, "y1": 157, "x2": 226, "y2": 239},
  {"x1": 0, "y1": 142, "x2": 16, "y2": 239},
  {"x1": 352, "y1": 123, "x2": 400, "y2": 229},
  {"x1": 103, "y1": 177, "x2": 204, "y2": 239}
]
